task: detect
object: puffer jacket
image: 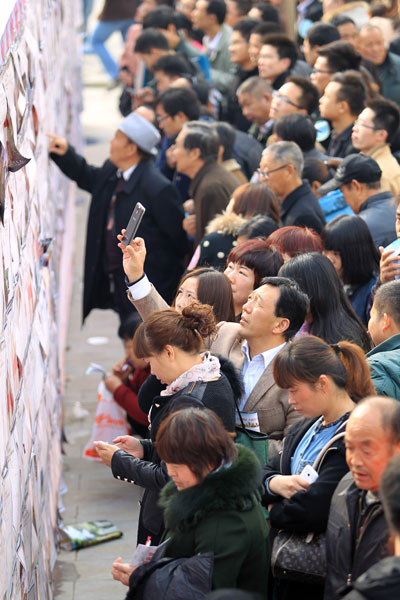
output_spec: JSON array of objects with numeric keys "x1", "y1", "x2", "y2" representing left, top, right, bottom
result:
[
  {"x1": 324, "y1": 473, "x2": 390, "y2": 600},
  {"x1": 111, "y1": 357, "x2": 243, "y2": 545}
]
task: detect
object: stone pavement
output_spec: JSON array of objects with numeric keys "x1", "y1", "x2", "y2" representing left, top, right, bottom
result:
[{"x1": 52, "y1": 27, "x2": 141, "y2": 600}]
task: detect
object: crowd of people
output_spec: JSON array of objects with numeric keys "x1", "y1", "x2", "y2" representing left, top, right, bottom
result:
[{"x1": 57, "y1": 0, "x2": 400, "y2": 597}]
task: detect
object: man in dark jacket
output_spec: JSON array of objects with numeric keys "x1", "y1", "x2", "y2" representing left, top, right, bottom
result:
[
  {"x1": 260, "y1": 141, "x2": 326, "y2": 233},
  {"x1": 324, "y1": 397, "x2": 400, "y2": 600},
  {"x1": 318, "y1": 154, "x2": 397, "y2": 248},
  {"x1": 172, "y1": 121, "x2": 239, "y2": 244},
  {"x1": 341, "y1": 453, "x2": 400, "y2": 600},
  {"x1": 367, "y1": 280, "x2": 400, "y2": 400},
  {"x1": 49, "y1": 112, "x2": 186, "y2": 322}
]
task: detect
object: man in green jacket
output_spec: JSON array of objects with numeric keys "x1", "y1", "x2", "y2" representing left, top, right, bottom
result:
[{"x1": 367, "y1": 280, "x2": 400, "y2": 400}]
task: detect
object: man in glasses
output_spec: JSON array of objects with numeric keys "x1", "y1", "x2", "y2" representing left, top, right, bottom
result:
[
  {"x1": 259, "y1": 141, "x2": 326, "y2": 232},
  {"x1": 351, "y1": 98, "x2": 400, "y2": 197},
  {"x1": 269, "y1": 76, "x2": 319, "y2": 122}
]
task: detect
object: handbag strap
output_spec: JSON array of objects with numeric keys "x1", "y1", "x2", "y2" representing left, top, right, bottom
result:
[
  {"x1": 232, "y1": 389, "x2": 269, "y2": 441},
  {"x1": 312, "y1": 419, "x2": 348, "y2": 472}
]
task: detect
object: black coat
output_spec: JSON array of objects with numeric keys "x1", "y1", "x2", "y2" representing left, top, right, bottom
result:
[
  {"x1": 280, "y1": 181, "x2": 326, "y2": 234},
  {"x1": 262, "y1": 417, "x2": 349, "y2": 534},
  {"x1": 110, "y1": 357, "x2": 243, "y2": 544},
  {"x1": 340, "y1": 556, "x2": 400, "y2": 600},
  {"x1": 324, "y1": 473, "x2": 390, "y2": 600},
  {"x1": 51, "y1": 147, "x2": 187, "y2": 321}
]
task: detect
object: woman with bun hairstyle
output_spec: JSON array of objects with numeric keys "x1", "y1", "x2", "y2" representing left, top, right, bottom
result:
[
  {"x1": 94, "y1": 303, "x2": 242, "y2": 547},
  {"x1": 263, "y1": 335, "x2": 375, "y2": 600}
]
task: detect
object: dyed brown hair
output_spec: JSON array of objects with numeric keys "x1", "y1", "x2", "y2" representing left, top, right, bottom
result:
[
  {"x1": 267, "y1": 225, "x2": 323, "y2": 257},
  {"x1": 173, "y1": 267, "x2": 235, "y2": 322},
  {"x1": 133, "y1": 303, "x2": 217, "y2": 358},
  {"x1": 155, "y1": 407, "x2": 238, "y2": 481},
  {"x1": 273, "y1": 335, "x2": 375, "y2": 401},
  {"x1": 226, "y1": 239, "x2": 283, "y2": 288},
  {"x1": 231, "y1": 182, "x2": 280, "y2": 224}
]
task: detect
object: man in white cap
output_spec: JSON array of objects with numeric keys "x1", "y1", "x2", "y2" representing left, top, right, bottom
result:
[{"x1": 49, "y1": 112, "x2": 186, "y2": 323}]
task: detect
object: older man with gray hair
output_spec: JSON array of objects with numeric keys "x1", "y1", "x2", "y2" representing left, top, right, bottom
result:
[
  {"x1": 259, "y1": 141, "x2": 326, "y2": 232},
  {"x1": 324, "y1": 396, "x2": 400, "y2": 600}
]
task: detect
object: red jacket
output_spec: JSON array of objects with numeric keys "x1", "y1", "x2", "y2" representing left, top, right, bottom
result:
[{"x1": 113, "y1": 368, "x2": 150, "y2": 425}]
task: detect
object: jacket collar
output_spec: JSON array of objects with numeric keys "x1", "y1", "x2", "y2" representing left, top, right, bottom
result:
[
  {"x1": 280, "y1": 180, "x2": 314, "y2": 218},
  {"x1": 367, "y1": 333, "x2": 400, "y2": 357},
  {"x1": 360, "y1": 190, "x2": 394, "y2": 211}
]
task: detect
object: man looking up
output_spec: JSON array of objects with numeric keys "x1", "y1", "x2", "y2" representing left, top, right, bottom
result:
[
  {"x1": 237, "y1": 76, "x2": 273, "y2": 146},
  {"x1": 259, "y1": 141, "x2": 326, "y2": 233},
  {"x1": 48, "y1": 113, "x2": 186, "y2": 322},
  {"x1": 367, "y1": 281, "x2": 400, "y2": 400},
  {"x1": 120, "y1": 238, "x2": 309, "y2": 457},
  {"x1": 319, "y1": 70, "x2": 365, "y2": 158},
  {"x1": 172, "y1": 121, "x2": 239, "y2": 243},
  {"x1": 324, "y1": 396, "x2": 400, "y2": 600},
  {"x1": 351, "y1": 97, "x2": 400, "y2": 197},
  {"x1": 192, "y1": 0, "x2": 234, "y2": 94}
]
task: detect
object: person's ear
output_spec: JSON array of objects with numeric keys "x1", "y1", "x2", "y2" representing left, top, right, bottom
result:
[
  {"x1": 316, "y1": 374, "x2": 329, "y2": 394},
  {"x1": 164, "y1": 345, "x2": 176, "y2": 361},
  {"x1": 376, "y1": 128, "x2": 388, "y2": 144},
  {"x1": 273, "y1": 317, "x2": 290, "y2": 336},
  {"x1": 381, "y1": 312, "x2": 392, "y2": 332},
  {"x1": 189, "y1": 147, "x2": 201, "y2": 161},
  {"x1": 279, "y1": 57, "x2": 291, "y2": 72}
]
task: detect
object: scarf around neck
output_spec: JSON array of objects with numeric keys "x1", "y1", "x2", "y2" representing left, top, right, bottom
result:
[{"x1": 160, "y1": 352, "x2": 221, "y2": 397}]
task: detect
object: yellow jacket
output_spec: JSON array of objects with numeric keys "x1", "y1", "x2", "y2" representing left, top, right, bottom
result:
[{"x1": 363, "y1": 144, "x2": 400, "y2": 197}]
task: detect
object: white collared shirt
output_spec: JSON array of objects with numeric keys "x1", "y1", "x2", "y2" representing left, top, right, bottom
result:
[
  {"x1": 239, "y1": 341, "x2": 286, "y2": 410},
  {"x1": 204, "y1": 29, "x2": 223, "y2": 55},
  {"x1": 118, "y1": 164, "x2": 137, "y2": 181}
]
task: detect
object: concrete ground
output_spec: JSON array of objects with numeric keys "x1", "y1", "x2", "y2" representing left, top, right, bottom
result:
[{"x1": 52, "y1": 22, "x2": 141, "y2": 600}]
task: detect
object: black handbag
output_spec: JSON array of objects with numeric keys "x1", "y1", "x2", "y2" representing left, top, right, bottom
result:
[{"x1": 271, "y1": 426, "x2": 347, "y2": 584}]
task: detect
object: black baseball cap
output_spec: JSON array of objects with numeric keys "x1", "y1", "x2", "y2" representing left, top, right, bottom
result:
[{"x1": 317, "y1": 153, "x2": 382, "y2": 196}]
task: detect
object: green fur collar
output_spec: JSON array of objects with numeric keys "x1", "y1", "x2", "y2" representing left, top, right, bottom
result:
[{"x1": 159, "y1": 445, "x2": 263, "y2": 532}]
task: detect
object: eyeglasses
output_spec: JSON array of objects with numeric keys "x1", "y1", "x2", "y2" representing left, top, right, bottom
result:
[
  {"x1": 353, "y1": 118, "x2": 379, "y2": 131},
  {"x1": 257, "y1": 164, "x2": 288, "y2": 179},
  {"x1": 156, "y1": 114, "x2": 170, "y2": 124},
  {"x1": 272, "y1": 91, "x2": 303, "y2": 110},
  {"x1": 312, "y1": 67, "x2": 333, "y2": 74}
]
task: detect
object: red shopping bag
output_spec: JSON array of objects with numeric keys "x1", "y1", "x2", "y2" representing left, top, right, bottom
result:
[{"x1": 83, "y1": 380, "x2": 129, "y2": 461}]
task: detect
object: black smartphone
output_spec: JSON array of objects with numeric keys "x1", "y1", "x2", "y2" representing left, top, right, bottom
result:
[{"x1": 122, "y1": 202, "x2": 146, "y2": 246}]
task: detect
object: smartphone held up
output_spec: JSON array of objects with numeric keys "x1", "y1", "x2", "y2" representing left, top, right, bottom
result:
[{"x1": 121, "y1": 202, "x2": 146, "y2": 246}]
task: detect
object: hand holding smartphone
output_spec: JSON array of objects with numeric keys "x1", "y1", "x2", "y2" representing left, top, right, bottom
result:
[
  {"x1": 121, "y1": 202, "x2": 146, "y2": 246},
  {"x1": 300, "y1": 465, "x2": 319, "y2": 484}
]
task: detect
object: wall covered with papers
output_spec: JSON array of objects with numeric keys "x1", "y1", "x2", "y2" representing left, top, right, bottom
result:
[{"x1": 0, "y1": 0, "x2": 81, "y2": 597}]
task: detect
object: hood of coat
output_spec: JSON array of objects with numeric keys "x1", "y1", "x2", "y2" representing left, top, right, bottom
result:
[
  {"x1": 205, "y1": 211, "x2": 247, "y2": 237},
  {"x1": 346, "y1": 556, "x2": 400, "y2": 599},
  {"x1": 159, "y1": 445, "x2": 263, "y2": 532}
]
